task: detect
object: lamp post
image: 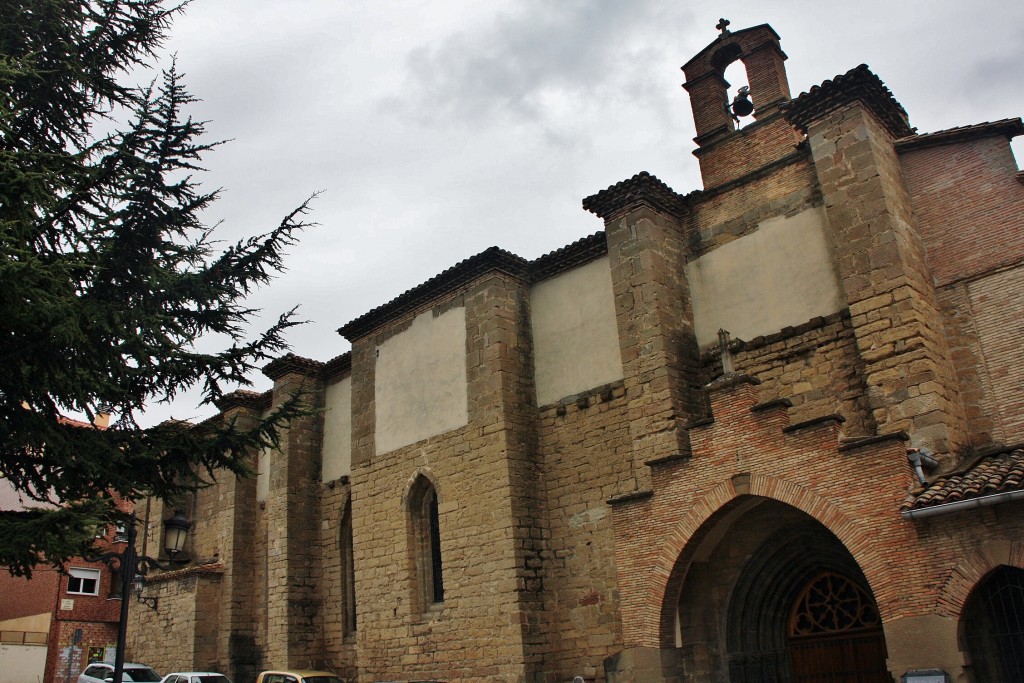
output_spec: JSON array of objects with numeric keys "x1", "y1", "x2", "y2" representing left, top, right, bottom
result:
[{"x1": 86, "y1": 510, "x2": 190, "y2": 683}]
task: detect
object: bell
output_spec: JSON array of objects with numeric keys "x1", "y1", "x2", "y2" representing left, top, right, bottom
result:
[{"x1": 731, "y1": 91, "x2": 754, "y2": 118}]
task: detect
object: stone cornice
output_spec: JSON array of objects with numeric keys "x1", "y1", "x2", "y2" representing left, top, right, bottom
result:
[
  {"x1": 783, "y1": 64, "x2": 914, "y2": 138},
  {"x1": 582, "y1": 172, "x2": 691, "y2": 220},
  {"x1": 147, "y1": 563, "x2": 225, "y2": 584},
  {"x1": 338, "y1": 246, "x2": 531, "y2": 342}
]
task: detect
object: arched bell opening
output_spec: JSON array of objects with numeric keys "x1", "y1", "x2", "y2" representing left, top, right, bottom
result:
[{"x1": 669, "y1": 497, "x2": 889, "y2": 682}]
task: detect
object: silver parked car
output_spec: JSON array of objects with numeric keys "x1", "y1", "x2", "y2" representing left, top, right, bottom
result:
[
  {"x1": 78, "y1": 663, "x2": 161, "y2": 683},
  {"x1": 159, "y1": 673, "x2": 232, "y2": 683}
]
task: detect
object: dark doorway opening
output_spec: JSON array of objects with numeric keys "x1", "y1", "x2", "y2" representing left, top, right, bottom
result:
[
  {"x1": 671, "y1": 499, "x2": 890, "y2": 682},
  {"x1": 962, "y1": 565, "x2": 1024, "y2": 682}
]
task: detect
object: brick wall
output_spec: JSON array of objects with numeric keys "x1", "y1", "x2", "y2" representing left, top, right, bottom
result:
[
  {"x1": 902, "y1": 132, "x2": 1024, "y2": 449},
  {"x1": 900, "y1": 135, "x2": 1024, "y2": 288},
  {"x1": 47, "y1": 619, "x2": 119, "y2": 683},
  {"x1": 606, "y1": 372, "x2": 1022, "y2": 680},
  {"x1": 956, "y1": 267, "x2": 1024, "y2": 446},
  {"x1": 0, "y1": 568, "x2": 59, "y2": 622}
]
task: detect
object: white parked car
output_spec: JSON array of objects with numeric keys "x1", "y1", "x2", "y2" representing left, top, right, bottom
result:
[
  {"x1": 159, "y1": 673, "x2": 232, "y2": 683},
  {"x1": 78, "y1": 663, "x2": 161, "y2": 683}
]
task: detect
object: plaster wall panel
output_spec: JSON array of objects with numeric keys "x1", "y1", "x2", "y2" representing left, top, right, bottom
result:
[
  {"x1": 687, "y1": 206, "x2": 843, "y2": 347},
  {"x1": 0, "y1": 613, "x2": 50, "y2": 632},
  {"x1": 531, "y1": 257, "x2": 623, "y2": 406},
  {"x1": 0, "y1": 643, "x2": 46, "y2": 683},
  {"x1": 321, "y1": 376, "x2": 352, "y2": 481},
  {"x1": 375, "y1": 307, "x2": 468, "y2": 454}
]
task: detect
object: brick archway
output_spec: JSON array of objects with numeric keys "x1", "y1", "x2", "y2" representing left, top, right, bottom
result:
[
  {"x1": 644, "y1": 473, "x2": 888, "y2": 649},
  {"x1": 937, "y1": 539, "x2": 1024, "y2": 618}
]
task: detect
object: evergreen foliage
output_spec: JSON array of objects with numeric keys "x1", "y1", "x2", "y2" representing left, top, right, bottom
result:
[{"x1": 0, "y1": 1, "x2": 315, "y2": 576}]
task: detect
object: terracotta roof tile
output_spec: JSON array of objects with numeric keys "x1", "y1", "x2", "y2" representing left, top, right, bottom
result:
[
  {"x1": 783, "y1": 64, "x2": 914, "y2": 138},
  {"x1": 894, "y1": 118, "x2": 1024, "y2": 152},
  {"x1": 324, "y1": 351, "x2": 352, "y2": 378},
  {"x1": 214, "y1": 388, "x2": 273, "y2": 412},
  {"x1": 530, "y1": 231, "x2": 608, "y2": 282},
  {"x1": 582, "y1": 171, "x2": 690, "y2": 219},
  {"x1": 337, "y1": 246, "x2": 530, "y2": 341},
  {"x1": 901, "y1": 448, "x2": 1024, "y2": 512},
  {"x1": 262, "y1": 353, "x2": 326, "y2": 381}
]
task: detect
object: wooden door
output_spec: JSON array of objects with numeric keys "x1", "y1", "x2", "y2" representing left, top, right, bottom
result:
[{"x1": 787, "y1": 571, "x2": 890, "y2": 683}]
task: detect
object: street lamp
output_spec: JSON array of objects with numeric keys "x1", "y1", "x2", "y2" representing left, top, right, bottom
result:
[{"x1": 86, "y1": 510, "x2": 191, "y2": 683}]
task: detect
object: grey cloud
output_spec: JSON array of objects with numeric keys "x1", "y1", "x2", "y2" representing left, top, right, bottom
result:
[{"x1": 382, "y1": 0, "x2": 693, "y2": 128}]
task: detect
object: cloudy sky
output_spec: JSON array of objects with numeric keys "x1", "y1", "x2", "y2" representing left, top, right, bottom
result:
[{"x1": 137, "y1": 0, "x2": 1024, "y2": 424}]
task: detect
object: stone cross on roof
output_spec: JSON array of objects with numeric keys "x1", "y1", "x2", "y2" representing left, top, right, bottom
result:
[
  {"x1": 718, "y1": 328, "x2": 735, "y2": 374},
  {"x1": 716, "y1": 18, "x2": 731, "y2": 35}
]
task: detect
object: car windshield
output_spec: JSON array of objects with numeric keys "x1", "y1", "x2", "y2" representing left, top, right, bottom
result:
[
  {"x1": 124, "y1": 668, "x2": 161, "y2": 682},
  {"x1": 196, "y1": 677, "x2": 231, "y2": 683},
  {"x1": 302, "y1": 678, "x2": 342, "y2": 683}
]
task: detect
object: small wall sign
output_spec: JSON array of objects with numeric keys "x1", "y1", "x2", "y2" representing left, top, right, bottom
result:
[{"x1": 902, "y1": 670, "x2": 950, "y2": 683}]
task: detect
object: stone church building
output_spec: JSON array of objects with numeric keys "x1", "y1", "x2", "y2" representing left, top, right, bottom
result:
[{"x1": 126, "y1": 22, "x2": 1024, "y2": 683}]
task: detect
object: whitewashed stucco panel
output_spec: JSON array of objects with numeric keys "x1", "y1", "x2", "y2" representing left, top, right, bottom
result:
[
  {"x1": 321, "y1": 375, "x2": 352, "y2": 481},
  {"x1": 531, "y1": 257, "x2": 623, "y2": 406},
  {"x1": 375, "y1": 308, "x2": 468, "y2": 454},
  {"x1": 687, "y1": 207, "x2": 844, "y2": 348}
]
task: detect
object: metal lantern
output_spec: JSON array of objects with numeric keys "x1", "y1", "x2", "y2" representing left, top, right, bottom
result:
[{"x1": 163, "y1": 510, "x2": 191, "y2": 556}]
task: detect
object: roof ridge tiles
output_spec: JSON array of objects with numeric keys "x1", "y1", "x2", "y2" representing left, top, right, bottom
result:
[
  {"x1": 582, "y1": 171, "x2": 691, "y2": 219},
  {"x1": 338, "y1": 246, "x2": 531, "y2": 341},
  {"x1": 895, "y1": 117, "x2": 1024, "y2": 152},
  {"x1": 783, "y1": 63, "x2": 915, "y2": 138},
  {"x1": 530, "y1": 231, "x2": 608, "y2": 282}
]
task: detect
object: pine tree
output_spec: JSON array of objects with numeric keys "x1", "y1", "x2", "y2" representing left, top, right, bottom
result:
[{"x1": 0, "y1": 1, "x2": 315, "y2": 576}]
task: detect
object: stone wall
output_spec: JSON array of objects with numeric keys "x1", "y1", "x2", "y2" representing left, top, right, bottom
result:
[
  {"x1": 806, "y1": 102, "x2": 967, "y2": 458},
  {"x1": 129, "y1": 567, "x2": 224, "y2": 673},
  {"x1": 721, "y1": 312, "x2": 873, "y2": 435},
  {"x1": 319, "y1": 478, "x2": 357, "y2": 682},
  {"x1": 535, "y1": 383, "x2": 632, "y2": 681},
  {"x1": 347, "y1": 270, "x2": 542, "y2": 683}
]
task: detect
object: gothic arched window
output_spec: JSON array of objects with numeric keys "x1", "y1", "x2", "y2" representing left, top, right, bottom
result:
[
  {"x1": 408, "y1": 476, "x2": 444, "y2": 607},
  {"x1": 340, "y1": 502, "x2": 356, "y2": 635},
  {"x1": 962, "y1": 566, "x2": 1024, "y2": 682}
]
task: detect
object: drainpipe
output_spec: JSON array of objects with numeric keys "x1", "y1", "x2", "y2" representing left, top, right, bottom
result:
[
  {"x1": 906, "y1": 447, "x2": 938, "y2": 485},
  {"x1": 901, "y1": 489, "x2": 1024, "y2": 520}
]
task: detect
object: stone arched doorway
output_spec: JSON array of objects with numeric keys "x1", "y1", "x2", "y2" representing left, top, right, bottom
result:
[{"x1": 673, "y1": 497, "x2": 889, "y2": 682}]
